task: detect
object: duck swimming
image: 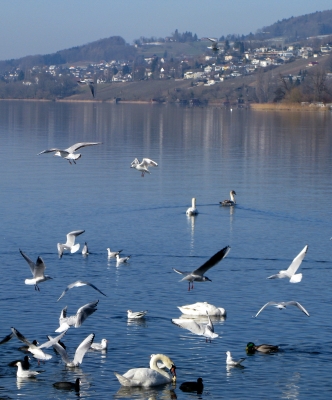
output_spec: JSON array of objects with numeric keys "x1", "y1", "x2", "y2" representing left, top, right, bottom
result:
[
  {"x1": 53, "y1": 377, "x2": 81, "y2": 391},
  {"x1": 180, "y1": 377, "x2": 203, "y2": 394},
  {"x1": 246, "y1": 342, "x2": 279, "y2": 354},
  {"x1": 114, "y1": 353, "x2": 176, "y2": 387},
  {"x1": 220, "y1": 190, "x2": 237, "y2": 206}
]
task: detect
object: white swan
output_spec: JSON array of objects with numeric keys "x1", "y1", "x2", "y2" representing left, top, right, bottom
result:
[
  {"x1": 131, "y1": 158, "x2": 158, "y2": 177},
  {"x1": 178, "y1": 302, "x2": 226, "y2": 317},
  {"x1": 220, "y1": 190, "x2": 236, "y2": 206},
  {"x1": 19, "y1": 250, "x2": 52, "y2": 291},
  {"x1": 267, "y1": 245, "x2": 308, "y2": 283},
  {"x1": 186, "y1": 198, "x2": 198, "y2": 216},
  {"x1": 57, "y1": 230, "x2": 85, "y2": 258},
  {"x1": 114, "y1": 353, "x2": 176, "y2": 387}
]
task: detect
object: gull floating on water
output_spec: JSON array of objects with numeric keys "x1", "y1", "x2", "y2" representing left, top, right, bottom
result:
[
  {"x1": 90, "y1": 338, "x2": 108, "y2": 351},
  {"x1": 51, "y1": 333, "x2": 95, "y2": 367},
  {"x1": 226, "y1": 351, "x2": 246, "y2": 366},
  {"x1": 173, "y1": 246, "x2": 231, "y2": 290},
  {"x1": 220, "y1": 190, "x2": 237, "y2": 206},
  {"x1": 116, "y1": 254, "x2": 131, "y2": 264},
  {"x1": 267, "y1": 245, "x2": 308, "y2": 283},
  {"x1": 15, "y1": 361, "x2": 43, "y2": 378},
  {"x1": 82, "y1": 242, "x2": 89, "y2": 256},
  {"x1": 255, "y1": 301, "x2": 310, "y2": 317},
  {"x1": 114, "y1": 353, "x2": 176, "y2": 387},
  {"x1": 107, "y1": 248, "x2": 123, "y2": 258},
  {"x1": 186, "y1": 198, "x2": 198, "y2": 216},
  {"x1": 55, "y1": 300, "x2": 99, "y2": 332},
  {"x1": 127, "y1": 310, "x2": 148, "y2": 319},
  {"x1": 172, "y1": 311, "x2": 219, "y2": 342},
  {"x1": 57, "y1": 280, "x2": 106, "y2": 301},
  {"x1": 57, "y1": 230, "x2": 85, "y2": 258},
  {"x1": 11, "y1": 327, "x2": 67, "y2": 362},
  {"x1": 178, "y1": 302, "x2": 226, "y2": 317},
  {"x1": 38, "y1": 142, "x2": 101, "y2": 164},
  {"x1": 19, "y1": 249, "x2": 52, "y2": 291},
  {"x1": 131, "y1": 158, "x2": 158, "y2": 177}
]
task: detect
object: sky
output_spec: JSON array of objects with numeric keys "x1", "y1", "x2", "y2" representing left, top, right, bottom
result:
[{"x1": 1, "y1": 0, "x2": 332, "y2": 61}]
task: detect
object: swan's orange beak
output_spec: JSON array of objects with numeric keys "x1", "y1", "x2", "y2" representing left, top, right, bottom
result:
[{"x1": 170, "y1": 365, "x2": 176, "y2": 380}]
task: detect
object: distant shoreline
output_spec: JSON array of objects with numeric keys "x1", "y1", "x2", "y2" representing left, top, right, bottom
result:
[{"x1": 1, "y1": 98, "x2": 331, "y2": 111}]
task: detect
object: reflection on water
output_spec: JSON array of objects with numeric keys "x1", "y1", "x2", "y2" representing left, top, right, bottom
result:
[
  {"x1": 1, "y1": 102, "x2": 332, "y2": 399},
  {"x1": 114, "y1": 384, "x2": 176, "y2": 400}
]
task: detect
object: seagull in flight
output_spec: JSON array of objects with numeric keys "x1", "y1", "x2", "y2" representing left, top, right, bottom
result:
[
  {"x1": 50, "y1": 333, "x2": 95, "y2": 367},
  {"x1": 11, "y1": 327, "x2": 67, "y2": 362},
  {"x1": 19, "y1": 250, "x2": 52, "y2": 291},
  {"x1": 77, "y1": 79, "x2": 95, "y2": 97},
  {"x1": 207, "y1": 38, "x2": 220, "y2": 52},
  {"x1": 173, "y1": 246, "x2": 231, "y2": 290},
  {"x1": 57, "y1": 280, "x2": 107, "y2": 301},
  {"x1": 267, "y1": 245, "x2": 308, "y2": 283},
  {"x1": 131, "y1": 158, "x2": 158, "y2": 177},
  {"x1": 57, "y1": 230, "x2": 85, "y2": 258},
  {"x1": 55, "y1": 300, "x2": 99, "y2": 332},
  {"x1": 38, "y1": 142, "x2": 101, "y2": 164},
  {"x1": 255, "y1": 301, "x2": 310, "y2": 318},
  {"x1": 172, "y1": 311, "x2": 218, "y2": 342}
]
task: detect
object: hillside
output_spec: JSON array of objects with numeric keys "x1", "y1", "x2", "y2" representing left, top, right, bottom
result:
[{"x1": 256, "y1": 9, "x2": 332, "y2": 41}]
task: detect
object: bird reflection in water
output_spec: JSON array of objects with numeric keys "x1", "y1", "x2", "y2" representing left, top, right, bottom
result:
[{"x1": 114, "y1": 385, "x2": 177, "y2": 399}]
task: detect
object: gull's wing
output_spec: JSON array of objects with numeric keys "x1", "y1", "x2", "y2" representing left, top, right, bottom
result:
[
  {"x1": 88, "y1": 83, "x2": 95, "y2": 97},
  {"x1": 19, "y1": 250, "x2": 36, "y2": 276},
  {"x1": 75, "y1": 301, "x2": 99, "y2": 327},
  {"x1": 51, "y1": 341, "x2": 71, "y2": 364},
  {"x1": 57, "y1": 280, "x2": 106, "y2": 301},
  {"x1": 208, "y1": 38, "x2": 217, "y2": 44},
  {"x1": 172, "y1": 318, "x2": 205, "y2": 335},
  {"x1": 193, "y1": 246, "x2": 231, "y2": 276},
  {"x1": 141, "y1": 158, "x2": 158, "y2": 167},
  {"x1": 11, "y1": 327, "x2": 32, "y2": 345},
  {"x1": 286, "y1": 301, "x2": 310, "y2": 316},
  {"x1": 65, "y1": 230, "x2": 85, "y2": 247},
  {"x1": 33, "y1": 257, "x2": 46, "y2": 279},
  {"x1": 0, "y1": 332, "x2": 14, "y2": 345},
  {"x1": 254, "y1": 301, "x2": 278, "y2": 318},
  {"x1": 37, "y1": 148, "x2": 62, "y2": 155},
  {"x1": 65, "y1": 142, "x2": 101, "y2": 153},
  {"x1": 59, "y1": 306, "x2": 68, "y2": 322},
  {"x1": 38, "y1": 330, "x2": 67, "y2": 349},
  {"x1": 286, "y1": 245, "x2": 308, "y2": 276},
  {"x1": 267, "y1": 273, "x2": 281, "y2": 279},
  {"x1": 172, "y1": 268, "x2": 190, "y2": 276},
  {"x1": 72, "y1": 333, "x2": 95, "y2": 365}
]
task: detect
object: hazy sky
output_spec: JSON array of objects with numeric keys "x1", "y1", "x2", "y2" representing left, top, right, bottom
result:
[{"x1": 1, "y1": 0, "x2": 331, "y2": 60}]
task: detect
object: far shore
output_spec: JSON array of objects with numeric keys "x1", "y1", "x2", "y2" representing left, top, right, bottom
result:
[{"x1": 1, "y1": 97, "x2": 331, "y2": 111}]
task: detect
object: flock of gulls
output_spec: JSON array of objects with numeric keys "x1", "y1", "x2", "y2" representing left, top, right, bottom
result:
[{"x1": 0, "y1": 141, "x2": 312, "y2": 396}]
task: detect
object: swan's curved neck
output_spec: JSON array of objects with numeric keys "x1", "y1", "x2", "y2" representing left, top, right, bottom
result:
[
  {"x1": 230, "y1": 192, "x2": 236, "y2": 202},
  {"x1": 192, "y1": 198, "x2": 196, "y2": 208},
  {"x1": 150, "y1": 354, "x2": 171, "y2": 379}
]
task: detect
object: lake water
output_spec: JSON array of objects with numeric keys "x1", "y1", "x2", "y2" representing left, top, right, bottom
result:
[{"x1": 0, "y1": 101, "x2": 332, "y2": 399}]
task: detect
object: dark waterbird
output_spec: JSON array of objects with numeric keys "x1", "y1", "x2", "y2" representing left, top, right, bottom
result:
[
  {"x1": 53, "y1": 377, "x2": 81, "y2": 391},
  {"x1": 8, "y1": 355, "x2": 30, "y2": 369},
  {"x1": 246, "y1": 342, "x2": 279, "y2": 354},
  {"x1": 180, "y1": 377, "x2": 204, "y2": 394}
]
